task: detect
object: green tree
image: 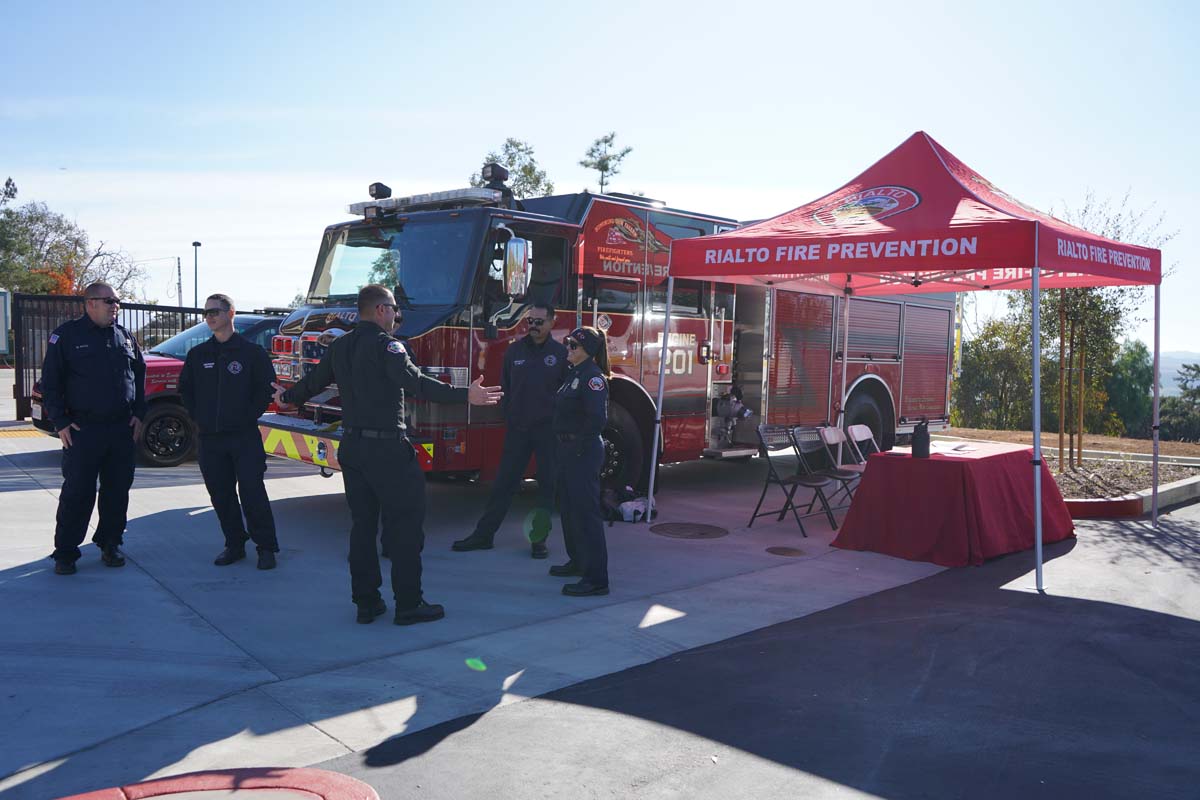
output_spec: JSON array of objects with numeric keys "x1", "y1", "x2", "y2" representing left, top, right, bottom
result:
[
  {"x1": 1105, "y1": 339, "x2": 1154, "y2": 437},
  {"x1": 0, "y1": 201, "x2": 146, "y2": 296},
  {"x1": 580, "y1": 132, "x2": 632, "y2": 194},
  {"x1": 469, "y1": 138, "x2": 555, "y2": 199},
  {"x1": 1160, "y1": 363, "x2": 1200, "y2": 442},
  {"x1": 951, "y1": 317, "x2": 1032, "y2": 430},
  {"x1": 1, "y1": 178, "x2": 16, "y2": 206}
]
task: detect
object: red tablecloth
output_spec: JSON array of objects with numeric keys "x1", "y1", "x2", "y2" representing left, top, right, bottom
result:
[{"x1": 830, "y1": 441, "x2": 1075, "y2": 567}]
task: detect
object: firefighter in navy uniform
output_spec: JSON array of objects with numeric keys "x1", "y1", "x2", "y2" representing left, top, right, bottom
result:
[
  {"x1": 41, "y1": 282, "x2": 147, "y2": 575},
  {"x1": 273, "y1": 284, "x2": 502, "y2": 625},
  {"x1": 179, "y1": 293, "x2": 280, "y2": 570},
  {"x1": 550, "y1": 326, "x2": 611, "y2": 596},
  {"x1": 452, "y1": 303, "x2": 568, "y2": 558}
]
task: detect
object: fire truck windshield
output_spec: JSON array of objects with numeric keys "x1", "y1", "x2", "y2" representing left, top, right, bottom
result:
[{"x1": 313, "y1": 219, "x2": 475, "y2": 307}]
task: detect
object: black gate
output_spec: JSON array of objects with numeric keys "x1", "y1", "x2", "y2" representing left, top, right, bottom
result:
[{"x1": 12, "y1": 294, "x2": 203, "y2": 420}]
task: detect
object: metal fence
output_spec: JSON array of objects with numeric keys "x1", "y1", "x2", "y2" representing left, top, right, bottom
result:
[{"x1": 12, "y1": 294, "x2": 203, "y2": 420}]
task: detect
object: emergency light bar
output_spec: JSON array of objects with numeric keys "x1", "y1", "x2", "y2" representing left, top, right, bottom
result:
[{"x1": 349, "y1": 187, "x2": 502, "y2": 216}]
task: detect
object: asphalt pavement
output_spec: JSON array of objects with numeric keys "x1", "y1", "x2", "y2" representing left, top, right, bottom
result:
[{"x1": 2, "y1": 369, "x2": 1196, "y2": 800}]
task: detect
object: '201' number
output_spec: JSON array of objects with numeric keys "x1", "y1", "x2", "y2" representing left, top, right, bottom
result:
[{"x1": 663, "y1": 348, "x2": 694, "y2": 376}]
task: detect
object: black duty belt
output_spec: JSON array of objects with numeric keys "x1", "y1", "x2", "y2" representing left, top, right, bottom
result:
[
  {"x1": 72, "y1": 409, "x2": 131, "y2": 424},
  {"x1": 345, "y1": 427, "x2": 405, "y2": 440}
]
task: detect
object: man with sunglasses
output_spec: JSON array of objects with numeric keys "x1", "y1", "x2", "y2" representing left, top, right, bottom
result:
[
  {"x1": 273, "y1": 284, "x2": 503, "y2": 625},
  {"x1": 41, "y1": 282, "x2": 147, "y2": 575},
  {"x1": 180, "y1": 293, "x2": 280, "y2": 569},
  {"x1": 453, "y1": 303, "x2": 567, "y2": 558}
]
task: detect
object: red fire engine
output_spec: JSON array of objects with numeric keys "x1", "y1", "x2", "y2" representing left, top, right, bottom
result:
[{"x1": 260, "y1": 165, "x2": 954, "y2": 488}]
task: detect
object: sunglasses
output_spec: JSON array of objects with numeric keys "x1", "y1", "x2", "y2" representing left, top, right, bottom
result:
[
  {"x1": 526, "y1": 317, "x2": 546, "y2": 327},
  {"x1": 202, "y1": 308, "x2": 227, "y2": 317},
  {"x1": 89, "y1": 297, "x2": 120, "y2": 306},
  {"x1": 378, "y1": 303, "x2": 398, "y2": 311},
  {"x1": 565, "y1": 340, "x2": 580, "y2": 351}
]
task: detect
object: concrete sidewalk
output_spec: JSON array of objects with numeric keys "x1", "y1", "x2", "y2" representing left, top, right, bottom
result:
[{"x1": 0, "y1": 407, "x2": 942, "y2": 799}]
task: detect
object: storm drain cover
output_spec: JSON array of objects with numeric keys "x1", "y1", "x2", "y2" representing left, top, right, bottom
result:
[
  {"x1": 650, "y1": 523, "x2": 729, "y2": 540},
  {"x1": 765, "y1": 546, "x2": 805, "y2": 557}
]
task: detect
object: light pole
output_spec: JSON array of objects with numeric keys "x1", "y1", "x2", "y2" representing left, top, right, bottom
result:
[{"x1": 191, "y1": 241, "x2": 202, "y2": 308}]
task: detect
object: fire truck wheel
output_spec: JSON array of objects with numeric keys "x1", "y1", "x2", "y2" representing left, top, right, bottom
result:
[
  {"x1": 601, "y1": 404, "x2": 645, "y2": 492},
  {"x1": 138, "y1": 403, "x2": 197, "y2": 468},
  {"x1": 844, "y1": 392, "x2": 886, "y2": 449}
]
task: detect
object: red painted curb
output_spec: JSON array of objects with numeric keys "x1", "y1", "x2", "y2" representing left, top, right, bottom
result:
[
  {"x1": 1064, "y1": 496, "x2": 1143, "y2": 519},
  {"x1": 58, "y1": 767, "x2": 378, "y2": 800}
]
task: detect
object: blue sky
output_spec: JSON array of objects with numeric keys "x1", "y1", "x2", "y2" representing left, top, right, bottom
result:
[{"x1": 2, "y1": 0, "x2": 1196, "y2": 350}]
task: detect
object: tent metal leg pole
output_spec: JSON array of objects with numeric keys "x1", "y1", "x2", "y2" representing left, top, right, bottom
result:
[
  {"x1": 1032, "y1": 259, "x2": 1044, "y2": 592},
  {"x1": 645, "y1": 276, "x2": 674, "y2": 521},
  {"x1": 1152, "y1": 283, "x2": 1161, "y2": 526},
  {"x1": 837, "y1": 289, "x2": 852, "y2": 463}
]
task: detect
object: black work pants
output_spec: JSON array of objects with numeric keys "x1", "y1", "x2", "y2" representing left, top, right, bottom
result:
[
  {"x1": 197, "y1": 429, "x2": 278, "y2": 552},
  {"x1": 472, "y1": 425, "x2": 557, "y2": 542},
  {"x1": 557, "y1": 435, "x2": 608, "y2": 587},
  {"x1": 53, "y1": 419, "x2": 135, "y2": 563},
  {"x1": 339, "y1": 435, "x2": 427, "y2": 610}
]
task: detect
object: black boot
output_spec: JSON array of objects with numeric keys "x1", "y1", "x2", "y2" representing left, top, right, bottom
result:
[
  {"x1": 356, "y1": 598, "x2": 387, "y2": 624},
  {"x1": 394, "y1": 601, "x2": 445, "y2": 626},
  {"x1": 451, "y1": 534, "x2": 494, "y2": 552},
  {"x1": 214, "y1": 547, "x2": 246, "y2": 566},
  {"x1": 257, "y1": 550, "x2": 277, "y2": 570},
  {"x1": 549, "y1": 561, "x2": 581, "y2": 577},
  {"x1": 100, "y1": 544, "x2": 126, "y2": 567},
  {"x1": 562, "y1": 580, "x2": 609, "y2": 597}
]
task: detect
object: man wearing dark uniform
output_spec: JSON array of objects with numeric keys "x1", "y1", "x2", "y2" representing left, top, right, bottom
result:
[
  {"x1": 551, "y1": 326, "x2": 611, "y2": 596},
  {"x1": 180, "y1": 293, "x2": 280, "y2": 570},
  {"x1": 274, "y1": 284, "x2": 502, "y2": 625},
  {"x1": 452, "y1": 303, "x2": 567, "y2": 558},
  {"x1": 41, "y1": 282, "x2": 146, "y2": 575}
]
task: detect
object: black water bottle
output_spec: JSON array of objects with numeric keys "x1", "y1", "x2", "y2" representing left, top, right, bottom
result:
[{"x1": 912, "y1": 418, "x2": 931, "y2": 458}]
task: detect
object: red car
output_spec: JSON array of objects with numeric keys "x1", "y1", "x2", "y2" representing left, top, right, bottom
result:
[{"x1": 31, "y1": 312, "x2": 284, "y2": 467}]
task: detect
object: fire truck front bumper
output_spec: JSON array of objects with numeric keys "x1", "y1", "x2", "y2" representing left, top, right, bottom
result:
[{"x1": 258, "y1": 414, "x2": 434, "y2": 471}]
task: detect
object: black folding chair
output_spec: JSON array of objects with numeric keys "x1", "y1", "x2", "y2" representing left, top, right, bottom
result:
[
  {"x1": 815, "y1": 425, "x2": 864, "y2": 505},
  {"x1": 748, "y1": 424, "x2": 834, "y2": 536},
  {"x1": 791, "y1": 427, "x2": 856, "y2": 517}
]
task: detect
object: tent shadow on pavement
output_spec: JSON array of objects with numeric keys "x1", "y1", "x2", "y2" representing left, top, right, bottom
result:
[{"x1": 323, "y1": 519, "x2": 1200, "y2": 800}]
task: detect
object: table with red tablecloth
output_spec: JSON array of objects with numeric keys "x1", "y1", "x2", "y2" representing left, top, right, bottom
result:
[{"x1": 830, "y1": 441, "x2": 1075, "y2": 567}]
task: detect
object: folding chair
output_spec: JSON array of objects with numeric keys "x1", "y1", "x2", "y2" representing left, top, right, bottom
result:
[
  {"x1": 792, "y1": 427, "x2": 858, "y2": 514},
  {"x1": 846, "y1": 423, "x2": 882, "y2": 466},
  {"x1": 815, "y1": 425, "x2": 865, "y2": 506},
  {"x1": 748, "y1": 424, "x2": 833, "y2": 536}
]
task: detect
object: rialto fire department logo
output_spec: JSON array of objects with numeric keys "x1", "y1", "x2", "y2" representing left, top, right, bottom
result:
[
  {"x1": 544, "y1": 354, "x2": 557, "y2": 366},
  {"x1": 812, "y1": 186, "x2": 920, "y2": 226},
  {"x1": 227, "y1": 360, "x2": 242, "y2": 375},
  {"x1": 588, "y1": 376, "x2": 605, "y2": 391}
]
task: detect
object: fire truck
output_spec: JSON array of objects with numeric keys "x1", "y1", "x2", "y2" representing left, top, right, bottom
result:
[{"x1": 260, "y1": 165, "x2": 954, "y2": 489}]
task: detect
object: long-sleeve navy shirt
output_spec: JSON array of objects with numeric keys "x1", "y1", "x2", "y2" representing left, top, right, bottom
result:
[
  {"x1": 283, "y1": 320, "x2": 466, "y2": 431},
  {"x1": 40, "y1": 315, "x2": 147, "y2": 431},
  {"x1": 502, "y1": 334, "x2": 568, "y2": 431},
  {"x1": 179, "y1": 332, "x2": 274, "y2": 435},
  {"x1": 553, "y1": 359, "x2": 609, "y2": 438}
]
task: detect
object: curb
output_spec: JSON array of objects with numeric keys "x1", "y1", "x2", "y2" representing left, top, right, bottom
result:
[
  {"x1": 57, "y1": 767, "x2": 378, "y2": 800},
  {"x1": 1064, "y1": 473, "x2": 1200, "y2": 519}
]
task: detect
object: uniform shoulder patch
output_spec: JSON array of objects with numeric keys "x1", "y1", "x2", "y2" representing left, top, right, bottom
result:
[
  {"x1": 49, "y1": 333, "x2": 59, "y2": 344},
  {"x1": 386, "y1": 340, "x2": 406, "y2": 355},
  {"x1": 588, "y1": 376, "x2": 605, "y2": 391}
]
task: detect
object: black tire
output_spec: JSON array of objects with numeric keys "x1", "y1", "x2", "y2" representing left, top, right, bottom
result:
[
  {"x1": 601, "y1": 404, "x2": 645, "y2": 492},
  {"x1": 844, "y1": 392, "x2": 892, "y2": 450},
  {"x1": 139, "y1": 402, "x2": 197, "y2": 467}
]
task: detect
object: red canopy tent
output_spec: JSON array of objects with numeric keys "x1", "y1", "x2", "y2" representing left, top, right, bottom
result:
[{"x1": 651, "y1": 132, "x2": 1164, "y2": 589}]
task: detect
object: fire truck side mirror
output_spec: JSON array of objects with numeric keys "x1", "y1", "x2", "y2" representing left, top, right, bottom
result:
[{"x1": 503, "y1": 238, "x2": 532, "y2": 297}]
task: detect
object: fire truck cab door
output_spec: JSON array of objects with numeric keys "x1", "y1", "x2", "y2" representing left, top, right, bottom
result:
[{"x1": 583, "y1": 276, "x2": 641, "y2": 375}]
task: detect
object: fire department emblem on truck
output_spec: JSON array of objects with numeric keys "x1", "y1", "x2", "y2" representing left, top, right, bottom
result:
[
  {"x1": 596, "y1": 217, "x2": 670, "y2": 254},
  {"x1": 812, "y1": 186, "x2": 920, "y2": 226}
]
